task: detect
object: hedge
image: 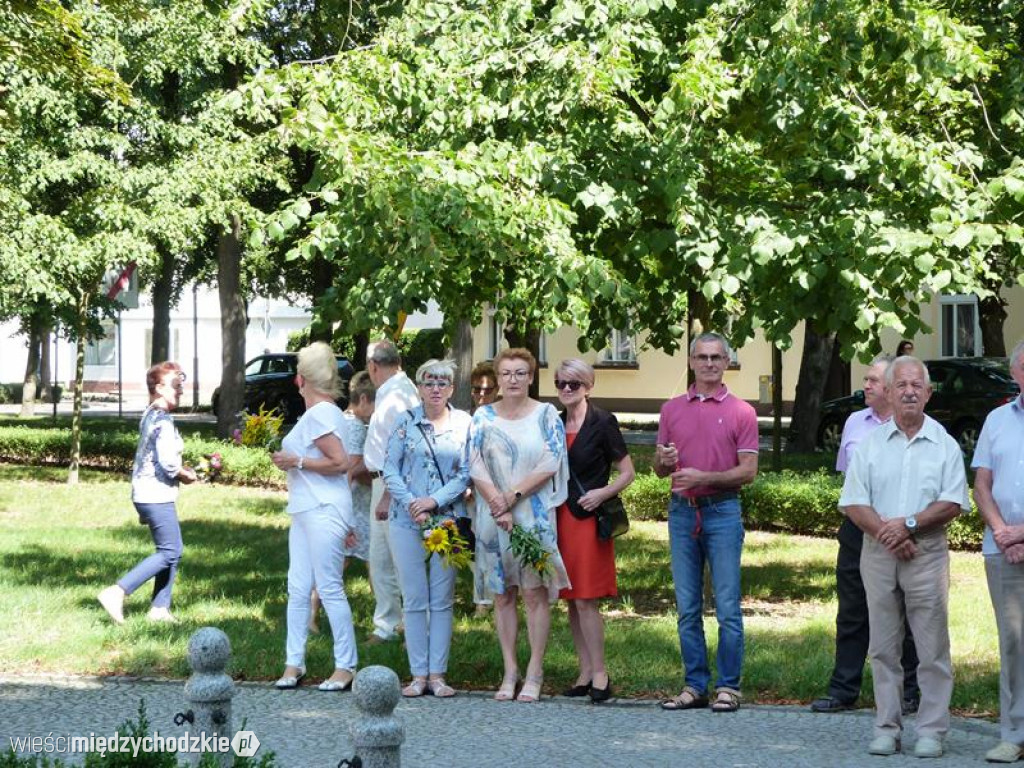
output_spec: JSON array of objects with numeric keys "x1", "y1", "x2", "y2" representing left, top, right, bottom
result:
[
  {"x1": 0, "y1": 423, "x2": 984, "y2": 549},
  {"x1": 0, "y1": 424, "x2": 285, "y2": 489},
  {"x1": 622, "y1": 469, "x2": 984, "y2": 550}
]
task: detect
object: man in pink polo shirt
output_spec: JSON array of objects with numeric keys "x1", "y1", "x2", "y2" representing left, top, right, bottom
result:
[{"x1": 656, "y1": 332, "x2": 759, "y2": 714}]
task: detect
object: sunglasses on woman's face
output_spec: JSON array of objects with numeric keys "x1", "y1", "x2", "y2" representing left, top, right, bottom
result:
[{"x1": 555, "y1": 379, "x2": 583, "y2": 392}]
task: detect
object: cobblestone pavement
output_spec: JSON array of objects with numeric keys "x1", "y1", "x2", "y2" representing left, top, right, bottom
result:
[{"x1": 0, "y1": 674, "x2": 1000, "y2": 767}]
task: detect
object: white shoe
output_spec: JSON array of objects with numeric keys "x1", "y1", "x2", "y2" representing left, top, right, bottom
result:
[
  {"x1": 147, "y1": 606, "x2": 177, "y2": 623},
  {"x1": 986, "y1": 741, "x2": 1024, "y2": 763},
  {"x1": 868, "y1": 735, "x2": 900, "y2": 756},
  {"x1": 914, "y1": 736, "x2": 943, "y2": 758},
  {"x1": 97, "y1": 586, "x2": 125, "y2": 624},
  {"x1": 274, "y1": 666, "x2": 306, "y2": 689}
]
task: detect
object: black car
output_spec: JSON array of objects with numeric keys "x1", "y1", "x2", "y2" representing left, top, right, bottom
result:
[
  {"x1": 211, "y1": 353, "x2": 355, "y2": 423},
  {"x1": 816, "y1": 358, "x2": 1019, "y2": 456}
]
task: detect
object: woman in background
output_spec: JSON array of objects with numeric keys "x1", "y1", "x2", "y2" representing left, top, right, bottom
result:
[{"x1": 98, "y1": 361, "x2": 196, "y2": 624}]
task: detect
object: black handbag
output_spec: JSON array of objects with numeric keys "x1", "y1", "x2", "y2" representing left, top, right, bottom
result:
[
  {"x1": 595, "y1": 495, "x2": 629, "y2": 540},
  {"x1": 570, "y1": 472, "x2": 629, "y2": 540},
  {"x1": 416, "y1": 423, "x2": 475, "y2": 554}
]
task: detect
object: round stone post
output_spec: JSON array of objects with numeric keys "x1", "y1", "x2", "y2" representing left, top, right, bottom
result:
[
  {"x1": 350, "y1": 665, "x2": 404, "y2": 768},
  {"x1": 182, "y1": 627, "x2": 235, "y2": 766}
]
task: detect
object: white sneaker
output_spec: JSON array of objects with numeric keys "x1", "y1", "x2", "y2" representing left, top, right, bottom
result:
[
  {"x1": 985, "y1": 741, "x2": 1023, "y2": 763},
  {"x1": 147, "y1": 606, "x2": 177, "y2": 623},
  {"x1": 868, "y1": 735, "x2": 900, "y2": 756},
  {"x1": 97, "y1": 586, "x2": 125, "y2": 624},
  {"x1": 914, "y1": 736, "x2": 943, "y2": 758}
]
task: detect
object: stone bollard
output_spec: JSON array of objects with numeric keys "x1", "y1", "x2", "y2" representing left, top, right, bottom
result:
[
  {"x1": 348, "y1": 665, "x2": 404, "y2": 768},
  {"x1": 178, "y1": 627, "x2": 236, "y2": 767}
]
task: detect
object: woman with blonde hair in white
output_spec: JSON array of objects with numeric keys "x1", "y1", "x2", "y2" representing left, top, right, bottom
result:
[{"x1": 272, "y1": 342, "x2": 358, "y2": 691}]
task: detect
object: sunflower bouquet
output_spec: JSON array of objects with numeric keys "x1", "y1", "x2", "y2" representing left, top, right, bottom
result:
[
  {"x1": 421, "y1": 516, "x2": 473, "y2": 570},
  {"x1": 509, "y1": 524, "x2": 552, "y2": 576}
]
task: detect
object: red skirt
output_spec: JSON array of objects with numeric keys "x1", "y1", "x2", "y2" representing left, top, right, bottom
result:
[{"x1": 557, "y1": 503, "x2": 617, "y2": 600}]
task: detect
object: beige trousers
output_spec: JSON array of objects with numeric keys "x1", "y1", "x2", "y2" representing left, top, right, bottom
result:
[
  {"x1": 369, "y1": 478, "x2": 402, "y2": 639},
  {"x1": 861, "y1": 531, "x2": 952, "y2": 740},
  {"x1": 986, "y1": 554, "x2": 1024, "y2": 746}
]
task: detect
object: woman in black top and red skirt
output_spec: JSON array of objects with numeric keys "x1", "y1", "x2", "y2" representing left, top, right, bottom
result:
[{"x1": 555, "y1": 358, "x2": 635, "y2": 702}]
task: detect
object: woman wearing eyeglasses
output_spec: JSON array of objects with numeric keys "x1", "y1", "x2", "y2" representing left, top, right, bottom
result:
[
  {"x1": 469, "y1": 347, "x2": 570, "y2": 703},
  {"x1": 382, "y1": 359, "x2": 472, "y2": 698},
  {"x1": 98, "y1": 362, "x2": 197, "y2": 624},
  {"x1": 554, "y1": 358, "x2": 635, "y2": 702}
]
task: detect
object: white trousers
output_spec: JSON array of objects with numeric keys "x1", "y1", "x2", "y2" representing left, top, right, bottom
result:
[
  {"x1": 286, "y1": 504, "x2": 357, "y2": 670},
  {"x1": 369, "y1": 478, "x2": 402, "y2": 639}
]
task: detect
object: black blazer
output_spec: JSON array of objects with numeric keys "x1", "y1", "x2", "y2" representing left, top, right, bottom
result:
[{"x1": 560, "y1": 403, "x2": 629, "y2": 501}]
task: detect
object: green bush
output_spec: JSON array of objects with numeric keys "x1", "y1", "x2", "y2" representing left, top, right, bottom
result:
[{"x1": 619, "y1": 469, "x2": 983, "y2": 550}]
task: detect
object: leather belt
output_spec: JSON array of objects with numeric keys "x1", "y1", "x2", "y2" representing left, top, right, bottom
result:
[
  {"x1": 368, "y1": 471, "x2": 384, "y2": 479},
  {"x1": 672, "y1": 491, "x2": 738, "y2": 508}
]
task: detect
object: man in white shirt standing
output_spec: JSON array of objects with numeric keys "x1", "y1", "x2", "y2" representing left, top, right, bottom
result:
[
  {"x1": 840, "y1": 356, "x2": 970, "y2": 759},
  {"x1": 363, "y1": 340, "x2": 419, "y2": 644}
]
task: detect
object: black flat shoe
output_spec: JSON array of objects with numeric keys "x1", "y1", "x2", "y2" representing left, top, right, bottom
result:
[
  {"x1": 562, "y1": 681, "x2": 592, "y2": 697},
  {"x1": 589, "y1": 680, "x2": 612, "y2": 702}
]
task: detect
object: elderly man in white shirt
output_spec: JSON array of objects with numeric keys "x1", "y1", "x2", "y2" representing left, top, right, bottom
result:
[
  {"x1": 973, "y1": 340, "x2": 1024, "y2": 764},
  {"x1": 840, "y1": 356, "x2": 970, "y2": 759},
  {"x1": 363, "y1": 340, "x2": 420, "y2": 644}
]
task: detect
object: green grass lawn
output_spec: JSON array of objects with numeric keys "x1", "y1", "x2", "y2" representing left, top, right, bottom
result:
[{"x1": 0, "y1": 463, "x2": 999, "y2": 714}]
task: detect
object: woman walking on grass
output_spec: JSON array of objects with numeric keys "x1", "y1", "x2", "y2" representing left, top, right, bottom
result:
[{"x1": 98, "y1": 361, "x2": 196, "y2": 624}]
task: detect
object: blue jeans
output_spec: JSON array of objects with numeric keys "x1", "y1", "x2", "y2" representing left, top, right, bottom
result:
[
  {"x1": 119, "y1": 502, "x2": 183, "y2": 609},
  {"x1": 668, "y1": 494, "x2": 745, "y2": 693}
]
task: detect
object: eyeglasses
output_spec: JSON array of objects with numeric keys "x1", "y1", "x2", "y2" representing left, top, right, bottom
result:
[
  {"x1": 419, "y1": 380, "x2": 450, "y2": 390},
  {"x1": 471, "y1": 386, "x2": 494, "y2": 394},
  {"x1": 499, "y1": 370, "x2": 530, "y2": 381},
  {"x1": 692, "y1": 354, "x2": 726, "y2": 364},
  {"x1": 554, "y1": 380, "x2": 583, "y2": 392}
]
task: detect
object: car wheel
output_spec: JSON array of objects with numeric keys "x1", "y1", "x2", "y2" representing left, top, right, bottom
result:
[
  {"x1": 953, "y1": 420, "x2": 981, "y2": 459},
  {"x1": 818, "y1": 418, "x2": 843, "y2": 453}
]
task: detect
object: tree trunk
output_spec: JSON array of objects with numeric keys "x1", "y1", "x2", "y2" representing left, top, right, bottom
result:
[
  {"x1": 217, "y1": 216, "x2": 247, "y2": 439},
  {"x1": 352, "y1": 331, "x2": 369, "y2": 369},
  {"x1": 68, "y1": 293, "x2": 89, "y2": 485},
  {"x1": 39, "y1": 324, "x2": 52, "y2": 402},
  {"x1": 979, "y1": 292, "x2": 1008, "y2": 357},
  {"x1": 309, "y1": 255, "x2": 334, "y2": 344},
  {"x1": 787, "y1": 324, "x2": 836, "y2": 454},
  {"x1": 771, "y1": 343, "x2": 783, "y2": 471},
  {"x1": 19, "y1": 314, "x2": 44, "y2": 417},
  {"x1": 448, "y1": 318, "x2": 474, "y2": 411},
  {"x1": 150, "y1": 245, "x2": 175, "y2": 364}
]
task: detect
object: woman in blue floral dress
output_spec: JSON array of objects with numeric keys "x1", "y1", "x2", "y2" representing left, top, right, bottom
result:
[{"x1": 469, "y1": 347, "x2": 569, "y2": 703}]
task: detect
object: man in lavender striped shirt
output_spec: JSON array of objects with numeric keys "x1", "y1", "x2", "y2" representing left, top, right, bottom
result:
[{"x1": 811, "y1": 355, "x2": 920, "y2": 714}]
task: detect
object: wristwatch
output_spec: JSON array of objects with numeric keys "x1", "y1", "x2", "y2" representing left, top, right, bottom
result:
[
  {"x1": 297, "y1": 456, "x2": 305, "y2": 471},
  {"x1": 513, "y1": 489, "x2": 522, "y2": 501},
  {"x1": 904, "y1": 515, "x2": 918, "y2": 534}
]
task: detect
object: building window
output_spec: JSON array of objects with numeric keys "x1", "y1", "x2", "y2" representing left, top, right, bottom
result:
[
  {"x1": 602, "y1": 329, "x2": 636, "y2": 364},
  {"x1": 85, "y1": 323, "x2": 116, "y2": 366},
  {"x1": 940, "y1": 295, "x2": 980, "y2": 357}
]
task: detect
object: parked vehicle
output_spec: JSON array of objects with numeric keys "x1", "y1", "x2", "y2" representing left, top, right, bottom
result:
[
  {"x1": 814, "y1": 358, "x2": 1019, "y2": 457},
  {"x1": 211, "y1": 353, "x2": 355, "y2": 423}
]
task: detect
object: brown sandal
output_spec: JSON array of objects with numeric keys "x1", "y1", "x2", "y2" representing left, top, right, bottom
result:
[
  {"x1": 661, "y1": 685, "x2": 709, "y2": 710},
  {"x1": 711, "y1": 687, "x2": 741, "y2": 713}
]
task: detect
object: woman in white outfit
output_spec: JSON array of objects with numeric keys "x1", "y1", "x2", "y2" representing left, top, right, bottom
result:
[{"x1": 272, "y1": 342, "x2": 358, "y2": 691}]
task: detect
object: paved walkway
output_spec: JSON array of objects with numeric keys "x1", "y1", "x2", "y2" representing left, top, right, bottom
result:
[{"x1": 1, "y1": 674, "x2": 999, "y2": 766}]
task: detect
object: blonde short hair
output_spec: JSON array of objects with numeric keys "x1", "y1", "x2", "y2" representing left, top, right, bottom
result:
[
  {"x1": 297, "y1": 342, "x2": 341, "y2": 399},
  {"x1": 555, "y1": 358, "x2": 595, "y2": 389}
]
